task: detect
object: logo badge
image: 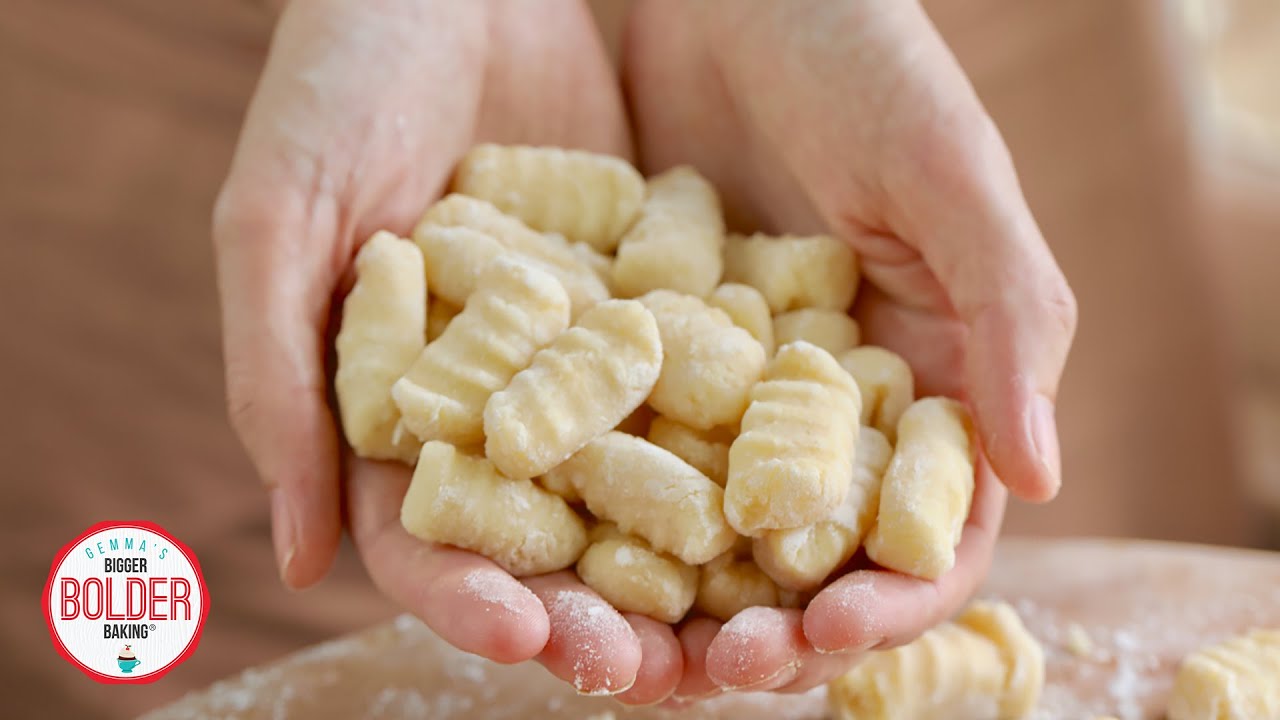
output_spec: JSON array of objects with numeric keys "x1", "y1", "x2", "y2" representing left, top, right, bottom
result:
[{"x1": 43, "y1": 521, "x2": 209, "y2": 684}]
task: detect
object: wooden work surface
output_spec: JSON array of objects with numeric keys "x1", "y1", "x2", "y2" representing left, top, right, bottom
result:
[{"x1": 144, "y1": 538, "x2": 1280, "y2": 720}]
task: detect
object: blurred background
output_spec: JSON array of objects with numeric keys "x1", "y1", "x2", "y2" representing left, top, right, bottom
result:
[{"x1": 1, "y1": 1, "x2": 1277, "y2": 717}]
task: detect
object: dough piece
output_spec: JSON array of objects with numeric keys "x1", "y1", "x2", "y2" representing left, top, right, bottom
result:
[
  {"x1": 550, "y1": 432, "x2": 736, "y2": 565},
  {"x1": 865, "y1": 397, "x2": 975, "y2": 580},
  {"x1": 576, "y1": 523, "x2": 698, "y2": 623},
  {"x1": 695, "y1": 552, "x2": 781, "y2": 622},
  {"x1": 724, "y1": 342, "x2": 862, "y2": 535},
  {"x1": 426, "y1": 296, "x2": 461, "y2": 342},
  {"x1": 452, "y1": 144, "x2": 644, "y2": 252},
  {"x1": 400, "y1": 442, "x2": 588, "y2": 576},
  {"x1": 723, "y1": 233, "x2": 860, "y2": 313},
  {"x1": 753, "y1": 427, "x2": 892, "y2": 591},
  {"x1": 334, "y1": 231, "x2": 426, "y2": 463},
  {"x1": 392, "y1": 259, "x2": 570, "y2": 446},
  {"x1": 639, "y1": 290, "x2": 767, "y2": 430},
  {"x1": 415, "y1": 194, "x2": 608, "y2": 317},
  {"x1": 827, "y1": 601, "x2": 1044, "y2": 720},
  {"x1": 773, "y1": 310, "x2": 861, "y2": 356},
  {"x1": 484, "y1": 300, "x2": 662, "y2": 479},
  {"x1": 612, "y1": 166, "x2": 725, "y2": 298},
  {"x1": 647, "y1": 416, "x2": 733, "y2": 487},
  {"x1": 707, "y1": 283, "x2": 775, "y2": 356},
  {"x1": 1167, "y1": 628, "x2": 1280, "y2": 720},
  {"x1": 838, "y1": 346, "x2": 914, "y2": 443}
]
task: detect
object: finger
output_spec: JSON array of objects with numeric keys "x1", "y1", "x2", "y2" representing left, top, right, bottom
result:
[
  {"x1": 666, "y1": 617, "x2": 723, "y2": 705},
  {"x1": 345, "y1": 458, "x2": 550, "y2": 663},
  {"x1": 872, "y1": 6, "x2": 1076, "y2": 503},
  {"x1": 613, "y1": 614, "x2": 683, "y2": 706},
  {"x1": 522, "y1": 573, "x2": 643, "y2": 696},
  {"x1": 213, "y1": 183, "x2": 343, "y2": 590},
  {"x1": 803, "y1": 454, "x2": 1007, "y2": 652},
  {"x1": 705, "y1": 607, "x2": 804, "y2": 692},
  {"x1": 773, "y1": 650, "x2": 862, "y2": 694}
]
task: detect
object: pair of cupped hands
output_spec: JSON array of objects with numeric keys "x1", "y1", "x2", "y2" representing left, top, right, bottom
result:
[{"x1": 213, "y1": 0, "x2": 1076, "y2": 706}]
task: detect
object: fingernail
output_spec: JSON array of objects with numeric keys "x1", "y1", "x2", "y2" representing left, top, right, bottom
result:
[
  {"x1": 813, "y1": 638, "x2": 879, "y2": 655},
  {"x1": 721, "y1": 662, "x2": 799, "y2": 692},
  {"x1": 1029, "y1": 393, "x2": 1061, "y2": 494},
  {"x1": 270, "y1": 489, "x2": 297, "y2": 586}
]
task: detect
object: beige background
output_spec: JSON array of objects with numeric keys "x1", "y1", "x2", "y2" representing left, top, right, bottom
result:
[{"x1": 1, "y1": 1, "x2": 1277, "y2": 717}]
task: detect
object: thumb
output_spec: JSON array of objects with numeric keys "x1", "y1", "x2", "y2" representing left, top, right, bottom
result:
[
  {"x1": 878, "y1": 9, "x2": 1078, "y2": 502},
  {"x1": 213, "y1": 182, "x2": 344, "y2": 588}
]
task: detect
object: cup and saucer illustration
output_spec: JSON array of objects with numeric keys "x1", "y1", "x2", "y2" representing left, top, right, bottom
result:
[{"x1": 117, "y1": 645, "x2": 141, "y2": 673}]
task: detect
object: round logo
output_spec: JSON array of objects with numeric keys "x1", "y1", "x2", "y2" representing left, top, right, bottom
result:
[{"x1": 43, "y1": 521, "x2": 209, "y2": 684}]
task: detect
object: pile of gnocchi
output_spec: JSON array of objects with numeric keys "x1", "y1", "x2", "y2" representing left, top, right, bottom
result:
[{"x1": 335, "y1": 144, "x2": 978, "y2": 626}]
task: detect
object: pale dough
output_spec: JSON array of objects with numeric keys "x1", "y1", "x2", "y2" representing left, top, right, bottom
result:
[
  {"x1": 334, "y1": 231, "x2": 426, "y2": 464},
  {"x1": 453, "y1": 144, "x2": 645, "y2": 252},
  {"x1": 647, "y1": 415, "x2": 733, "y2": 487},
  {"x1": 723, "y1": 233, "x2": 860, "y2": 313},
  {"x1": 864, "y1": 396, "x2": 975, "y2": 580},
  {"x1": 393, "y1": 258, "x2": 569, "y2": 446},
  {"x1": 549, "y1": 431, "x2": 736, "y2": 565},
  {"x1": 724, "y1": 342, "x2": 862, "y2": 535},
  {"x1": 483, "y1": 300, "x2": 662, "y2": 479},
  {"x1": 827, "y1": 601, "x2": 1044, "y2": 720},
  {"x1": 576, "y1": 523, "x2": 698, "y2": 623},
  {"x1": 1167, "y1": 627, "x2": 1280, "y2": 720},
  {"x1": 695, "y1": 551, "x2": 781, "y2": 622},
  {"x1": 613, "y1": 166, "x2": 725, "y2": 298},
  {"x1": 838, "y1": 346, "x2": 914, "y2": 443},
  {"x1": 707, "y1": 283, "x2": 775, "y2": 356},
  {"x1": 754, "y1": 426, "x2": 892, "y2": 591},
  {"x1": 639, "y1": 290, "x2": 767, "y2": 430},
  {"x1": 773, "y1": 309, "x2": 861, "y2": 356},
  {"x1": 400, "y1": 442, "x2": 588, "y2": 576}
]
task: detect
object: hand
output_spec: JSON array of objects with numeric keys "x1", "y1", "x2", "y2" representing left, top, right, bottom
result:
[
  {"x1": 213, "y1": 0, "x2": 682, "y2": 704},
  {"x1": 625, "y1": 0, "x2": 1077, "y2": 699}
]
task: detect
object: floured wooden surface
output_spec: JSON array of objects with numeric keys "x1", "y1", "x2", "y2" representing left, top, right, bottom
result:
[{"x1": 144, "y1": 539, "x2": 1280, "y2": 720}]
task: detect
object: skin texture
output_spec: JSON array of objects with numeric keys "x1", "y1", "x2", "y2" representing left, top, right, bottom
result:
[{"x1": 214, "y1": 0, "x2": 1076, "y2": 704}]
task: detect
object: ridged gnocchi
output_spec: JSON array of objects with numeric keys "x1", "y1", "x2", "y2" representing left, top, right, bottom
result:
[
  {"x1": 400, "y1": 441, "x2": 588, "y2": 576},
  {"x1": 753, "y1": 426, "x2": 892, "y2": 591},
  {"x1": 453, "y1": 144, "x2": 645, "y2": 252},
  {"x1": 639, "y1": 290, "x2": 767, "y2": 430},
  {"x1": 576, "y1": 523, "x2": 698, "y2": 623},
  {"x1": 828, "y1": 601, "x2": 1043, "y2": 720},
  {"x1": 864, "y1": 397, "x2": 975, "y2": 580},
  {"x1": 335, "y1": 231, "x2": 426, "y2": 463},
  {"x1": 547, "y1": 432, "x2": 736, "y2": 565},
  {"x1": 393, "y1": 258, "x2": 570, "y2": 446},
  {"x1": 1168, "y1": 628, "x2": 1280, "y2": 720},
  {"x1": 724, "y1": 342, "x2": 863, "y2": 535},
  {"x1": 773, "y1": 309, "x2": 861, "y2": 356},
  {"x1": 707, "y1": 283, "x2": 775, "y2": 356},
  {"x1": 723, "y1": 233, "x2": 860, "y2": 313},
  {"x1": 839, "y1": 346, "x2": 914, "y2": 442},
  {"x1": 484, "y1": 300, "x2": 662, "y2": 479},
  {"x1": 612, "y1": 166, "x2": 724, "y2": 298}
]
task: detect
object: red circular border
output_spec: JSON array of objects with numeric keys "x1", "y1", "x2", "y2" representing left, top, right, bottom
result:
[{"x1": 42, "y1": 520, "x2": 211, "y2": 685}]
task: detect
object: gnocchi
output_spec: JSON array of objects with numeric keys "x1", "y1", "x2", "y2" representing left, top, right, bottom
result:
[
  {"x1": 753, "y1": 426, "x2": 892, "y2": 591},
  {"x1": 612, "y1": 166, "x2": 724, "y2": 298},
  {"x1": 772, "y1": 309, "x2": 861, "y2": 356},
  {"x1": 864, "y1": 397, "x2": 975, "y2": 580},
  {"x1": 334, "y1": 231, "x2": 426, "y2": 463},
  {"x1": 723, "y1": 233, "x2": 860, "y2": 313},
  {"x1": 483, "y1": 300, "x2": 662, "y2": 479},
  {"x1": 1168, "y1": 628, "x2": 1280, "y2": 720},
  {"x1": 707, "y1": 282, "x2": 775, "y2": 356},
  {"x1": 724, "y1": 342, "x2": 863, "y2": 535},
  {"x1": 548, "y1": 432, "x2": 736, "y2": 565},
  {"x1": 838, "y1": 346, "x2": 914, "y2": 442},
  {"x1": 401, "y1": 441, "x2": 588, "y2": 576},
  {"x1": 639, "y1": 290, "x2": 767, "y2": 430},
  {"x1": 576, "y1": 523, "x2": 698, "y2": 623},
  {"x1": 453, "y1": 144, "x2": 645, "y2": 252},
  {"x1": 695, "y1": 551, "x2": 781, "y2": 622},
  {"x1": 646, "y1": 416, "x2": 732, "y2": 487},
  {"x1": 828, "y1": 601, "x2": 1043, "y2": 720},
  {"x1": 393, "y1": 258, "x2": 570, "y2": 446}
]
